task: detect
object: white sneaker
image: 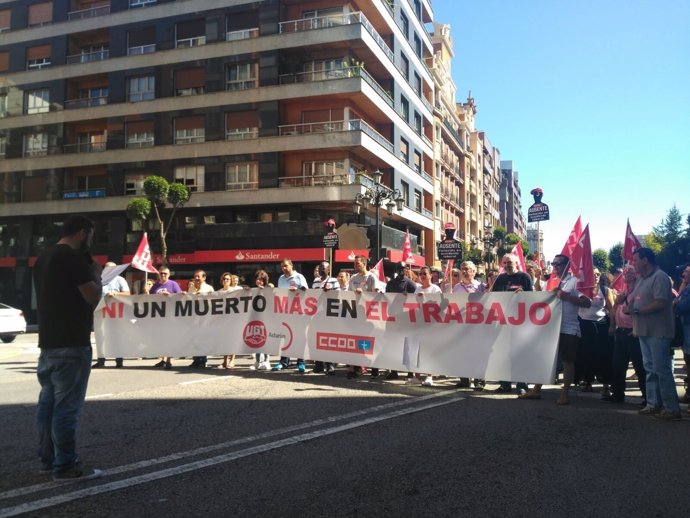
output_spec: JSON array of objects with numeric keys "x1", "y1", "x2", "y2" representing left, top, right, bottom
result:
[
  {"x1": 250, "y1": 362, "x2": 260, "y2": 370},
  {"x1": 405, "y1": 377, "x2": 422, "y2": 385},
  {"x1": 258, "y1": 361, "x2": 271, "y2": 370},
  {"x1": 422, "y1": 376, "x2": 434, "y2": 387}
]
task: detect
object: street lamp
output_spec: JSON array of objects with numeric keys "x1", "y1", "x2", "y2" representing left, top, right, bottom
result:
[{"x1": 352, "y1": 169, "x2": 405, "y2": 263}]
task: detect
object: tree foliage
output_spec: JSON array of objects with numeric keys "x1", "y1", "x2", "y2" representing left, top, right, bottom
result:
[
  {"x1": 653, "y1": 204, "x2": 684, "y2": 246},
  {"x1": 126, "y1": 175, "x2": 191, "y2": 265},
  {"x1": 643, "y1": 232, "x2": 664, "y2": 255},
  {"x1": 592, "y1": 248, "x2": 611, "y2": 273},
  {"x1": 608, "y1": 242, "x2": 624, "y2": 272}
]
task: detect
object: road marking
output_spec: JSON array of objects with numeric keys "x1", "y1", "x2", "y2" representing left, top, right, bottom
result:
[
  {"x1": 178, "y1": 375, "x2": 238, "y2": 385},
  {"x1": 0, "y1": 393, "x2": 463, "y2": 517},
  {"x1": 84, "y1": 394, "x2": 113, "y2": 400},
  {"x1": 0, "y1": 391, "x2": 463, "y2": 510}
]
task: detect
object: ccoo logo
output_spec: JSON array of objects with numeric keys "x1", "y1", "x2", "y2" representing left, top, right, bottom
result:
[{"x1": 243, "y1": 320, "x2": 267, "y2": 348}]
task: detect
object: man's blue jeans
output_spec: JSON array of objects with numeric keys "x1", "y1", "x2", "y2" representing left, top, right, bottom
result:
[
  {"x1": 638, "y1": 336, "x2": 680, "y2": 413},
  {"x1": 36, "y1": 346, "x2": 92, "y2": 471}
]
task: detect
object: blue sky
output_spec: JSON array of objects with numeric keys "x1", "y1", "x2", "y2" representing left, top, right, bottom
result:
[{"x1": 432, "y1": 0, "x2": 690, "y2": 260}]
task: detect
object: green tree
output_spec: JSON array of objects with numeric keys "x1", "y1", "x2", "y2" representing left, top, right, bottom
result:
[
  {"x1": 643, "y1": 232, "x2": 664, "y2": 255},
  {"x1": 592, "y1": 248, "x2": 611, "y2": 272},
  {"x1": 608, "y1": 242, "x2": 624, "y2": 271},
  {"x1": 653, "y1": 204, "x2": 684, "y2": 246},
  {"x1": 126, "y1": 176, "x2": 191, "y2": 265}
]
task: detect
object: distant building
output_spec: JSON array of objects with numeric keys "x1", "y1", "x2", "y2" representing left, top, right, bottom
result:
[{"x1": 499, "y1": 160, "x2": 526, "y2": 238}]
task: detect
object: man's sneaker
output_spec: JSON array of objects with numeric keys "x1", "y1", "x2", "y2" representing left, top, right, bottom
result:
[
  {"x1": 325, "y1": 364, "x2": 336, "y2": 375},
  {"x1": 92, "y1": 360, "x2": 105, "y2": 369},
  {"x1": 250, "y1": 361, "x2": 260, "y2": 370},
  {"x1": 654, "y1": 410, "x2": 682, "y2": 421},
  {"x1": 258, "y1": 361, "x2": 271, "y2": 370},
  {"x1": 405, "y1": 377, "x2": 422, "y2": 385},
  {"x1": 385, "y1": 371, "x2": 399, "y2": 380},
  {"x1": 638, "y1": 406, "x2": 662, "y2": 416},
  {"x1": 456, "y1": 378, "x2": 471, "y2": 388},
  {"x1": 297, "y1": 362, "x2": 306, "y2": 374},
  {"x1": 370, "y1": 368, "x2": 379, "y2": 378},
  {"x1": 271, "y1": 363, "x2": 284, "y2": 371},
  {"x1": 53, "y1": 464, "x2": 103, "y2": 483},
  {"x1": 422, "y1": 376, "x2": 434, "y2": 387}
]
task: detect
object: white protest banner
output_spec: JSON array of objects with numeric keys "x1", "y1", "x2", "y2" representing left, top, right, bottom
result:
[{"x1": 95, "y1": 289, "x2": 562, "y2": 383}]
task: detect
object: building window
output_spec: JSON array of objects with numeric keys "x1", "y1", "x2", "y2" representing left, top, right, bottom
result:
[
  {"x1": 413, "y1": 112, "x2": 422, "y2": 134},
  {"x1": 0, "y1": 135, "x2": 6, "y2": 157},
  {"x1": 413, "y1": 72, "x2": 421, "y2": 95},
  {"x1": 400, "y1": 12, "x2": 409, "y2": 38},
  {"x1": 0, "y1": 94, "x2": 8, "y2": 117},
  {"x1": 227, "y1": 63, "x2": 257, "y2": 91},
  {"x1": 0, "y1": 9, "x2": 10, "y2": 32},
  {"x1": 414, "y1": 190, "x2": 422, "y2": 212},
  {"x1": 174, "y1": 115, "x2": 205, "y2": 144},
  {"x1": 78, "y1": 86, "x2": 108, "y2": 107},
  {"x1": 129, "y1": 0, "x2": 157, "y2": 7},
  {"x1": 124, "y1": 174, "x2": 147, "y2": 195},
  {"x1": 175, "y1": 165, "x2": 204, "y2": 192},
  {"x1": 127, "y1": 26, "x2": 155, "y2": 55},
  {"x1": 126, "y1": 121, "x2": 154, "y2": 148},
  {"x1": 302, "y1": 160, "x2": 345, "y2": 183},
  {"x1": 225, "y1": 111, "x2": 259, "y2": 140},
  {"x1": 23, "y1": 133, "x2": 49, "y2": 156},
  {"x1": 25, "y1": 89, "x2": 50, "y2": 114},
  {"x1": 401, "y1": 180, "x2": 410, "y2": 207},
  {"x1": 174, "y1": 67, "x2": 204, "y2": 96},
  {"x1": 414, "y1": 151, "x2": 422, "y2": 174},
  {"x1": 302, "y1": 58, "x2": 347, "y2": 80},
  {"x1": 414, "y1": 0, "x2": 421, "y2": 20},
  {"x1": 400, "y1": 95, "x2": 409, "y2": 122},
  {"x1": 400, "y1": 53, "x2": 409, "y2": 80},
  {"x1": 26, "y1": 44, "x2": 51, "y2": 70},
  {"x1": 76, "y1": 131, "x2": 106, "y2": 153},
  {"x1": 400, "y1": 138, "x2": 409, "y2": 164},
  {"x1": 413, "y1": 33, "x2": 422, "y2": 58},
  {"x1": 175, "y1": 18, "x2": 205, "y2": 48},
  {"x1": 127, "y1": 75, "x2": 154, "y2": 102},
  {"x1": 0, "y1": 51, "x2": 8, "y2": 72},
  {"x1": 28, "y1": 2, "x2": 52, "y2": 27},
  {"x1": 225, "y1": 162, "x2": 258, "y2": 191}
]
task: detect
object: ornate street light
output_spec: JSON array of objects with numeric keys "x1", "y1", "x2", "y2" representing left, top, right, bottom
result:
[{"x1": 352, "y1": 169, "x2": 405, "y2": 263}]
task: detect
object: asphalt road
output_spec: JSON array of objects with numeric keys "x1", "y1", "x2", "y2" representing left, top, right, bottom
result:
[{"x1": 1, "y1": 333, "x2": 689, "y2": 518}]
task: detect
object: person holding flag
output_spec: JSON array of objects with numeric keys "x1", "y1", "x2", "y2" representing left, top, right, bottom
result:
[{"x1": 519, "y1": 254, "x2": 591, "y2": 405}]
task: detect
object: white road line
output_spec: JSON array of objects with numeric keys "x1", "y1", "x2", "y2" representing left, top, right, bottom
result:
[
  {"x1": 0, "y1": 394, "x2": 463, "y2": 518},
  {"x1": 178, "y1": 376, "x2": 238, "y2": 385},
  {"x1": 84, "y1": 394, "x2": 113, "y2": 400},
  {"x1": 0, "y1": 391, "x2": 459, "y2": 501}
]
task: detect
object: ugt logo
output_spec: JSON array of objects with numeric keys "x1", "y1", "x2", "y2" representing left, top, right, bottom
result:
[{"x1": 243, "y1": 320, "x2": 267, "y2": 348}]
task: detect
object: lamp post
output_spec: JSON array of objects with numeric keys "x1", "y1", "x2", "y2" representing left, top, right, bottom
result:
[{"x1": 352, "y1": 169, "x2": 405, "y2": 264}]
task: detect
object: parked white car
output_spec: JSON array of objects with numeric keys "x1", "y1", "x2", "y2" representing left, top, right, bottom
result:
[{"x1": 0, "y1": 303, "x2": 26, "y2": 343}]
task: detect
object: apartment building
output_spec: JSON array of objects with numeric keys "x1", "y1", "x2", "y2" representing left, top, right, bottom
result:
[
  {"x1": 499, "y1": 159, "x2": 527, "y2": 238},
  {"x1": 0, "y1": 0, "x2": 436, "y2": 317}
]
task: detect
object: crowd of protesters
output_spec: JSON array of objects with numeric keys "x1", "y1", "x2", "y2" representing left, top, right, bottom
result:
[{"x1": 93, "y1": 249, "x2": 690, "y2": 420}]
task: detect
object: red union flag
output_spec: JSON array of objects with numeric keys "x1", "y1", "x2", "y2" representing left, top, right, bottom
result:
[
  {"x1": 561, "y1": 216, "x2": 583, "y2": 257},
  {"x1": 370, "y1": 259, "x2": 385, "y2": 282},
  {"x1": 402, "y1": 230, "x2": 415, "y2": 264},
  {"x1": 511, "y1": 241, "x2": 526, "y2": 272},
  {"x1": 623, "y1": 219, "x2": 642, "y2": 263},
  {"x1": 131, "y1": 233, "x2": 159, "y2": 274},
  {"x1": 570, "y1": 224, "x2": 595, "y2": 296}
]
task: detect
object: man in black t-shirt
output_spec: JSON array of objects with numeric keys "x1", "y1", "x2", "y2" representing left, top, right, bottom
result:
[
  {"x1": 384, "y1": 263, "x2": 418, "y2": 380},
  {"x1": 490, "y1": 253, "x2": 533, "y2": 394},
  {"x1": 33, "y1": 215, "x2": 103, "y2": 481}
]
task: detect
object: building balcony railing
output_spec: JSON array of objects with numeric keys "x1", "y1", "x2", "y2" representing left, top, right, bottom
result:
[
  {"x1": 67, "y1": 4, "x2": 110, "y2": 20},
  {"x1": 127, "y1": 44, "x2": 156, "y2": 56},
  {"x1": 278, "y1": 119, "x2": 394, "y2": 154},
  {"x1": 225, "y1": 129, "x2": 259, "y2": 140},
  {"x1": 125, "y1": 138, "x2": 154, "y2": 148},
  {"x1": 63, "y1": 141, "x2": 107, "y2": 154},
  {"x1": 64, "y1": 96, "x2": 108, "y2": 109},
  {"x1": 66, "y1": 49, "x2": 109, "y2": 64},
  {"x1": 278, "y1": 173, "x2": 352, "y2": 188},
  {"x1": 279, "y1": 66, "x2": 393, "y2": 108},
  {"x1": 226, "y1": 79, "x2": 258, "y2": 91},
  {"x1": 226, "y1": 181, "x2": 259, "y2": 191},
  {"x1": 176, "y1": 36, "x2": 206, "y2": 48},
  {"x1": 279, "y1": 11, "x2": 395, "y2": 65},
  {"x1": 226, "y1": 28, "x2": 259, "y2": 41}
]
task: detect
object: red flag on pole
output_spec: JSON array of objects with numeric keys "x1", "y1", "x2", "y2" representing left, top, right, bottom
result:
[
  {"x1": 623, "y1": 219, "x2": 642, "y2": 263},
  {"x1": 545, "y1": 273, "x2": 561, "y2": 291},
  {"x1": 561, "y1": 216, "x2": 583, "y2": 257},
  {"x1": 610, "y1": 272, "x2": 626, "y2": 293},
  {"x1": 570, "y1": 224, "x2": 595, "y2": 296},
  {"x1": 510, "y1": 241, "x2": 526, "y2": 272},
  {"x1": 370, "y1": 259, "x2": 385, "y2": 283},
  {"x1": 131, "y1": 232, "x2": 159, "y2": 274},
  {"x1": 402, "y1": 230, "x2": 415, "y2": 264}
]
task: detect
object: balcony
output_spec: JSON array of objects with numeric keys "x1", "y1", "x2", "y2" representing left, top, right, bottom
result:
[
  {"x1": 66, "y1": 48, "x2": 109, "y2": 64},
  {"x1": 226, "y1": 28, "x2": 259, "y2": 41},
  {"x1": 278, "y1": 119, "x2": 394, "y2": 154},
  {"x1": 225, "y1": 129, "x2": 259, "y2": 140},
  {"x1": 63, "y1": 141, "x2": 107, "y2": 154},
  {"x1": 127, "y1": 44, "x2": 155, "y2": 56},
  {"x1": 67, "y1": 4, "x2": 110, "y2": 20},
  {"x1": 226, "y1": 79, "x2": 257, "y2": 91},
  {"x1": 64, "y1": 96, "x2": 108, "y2": 109},
  {"x1": 176, "y1": 36, "x2": 206, "y2": 48},
  {"x1": 279, "y1": 173, "x2": 351, "y2": 188},
  {"x1": 126, "y1": 137, "x2": 154, "y2": 149}
]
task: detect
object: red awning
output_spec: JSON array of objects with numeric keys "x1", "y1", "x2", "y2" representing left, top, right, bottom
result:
[{"x1": 386, "y1": 249, "x2": 426, "y2": 266}]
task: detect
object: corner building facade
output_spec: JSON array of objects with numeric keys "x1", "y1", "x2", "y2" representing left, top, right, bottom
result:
[{"x1": 0, "y1": 0, "x2": 436, "y2": 319}]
